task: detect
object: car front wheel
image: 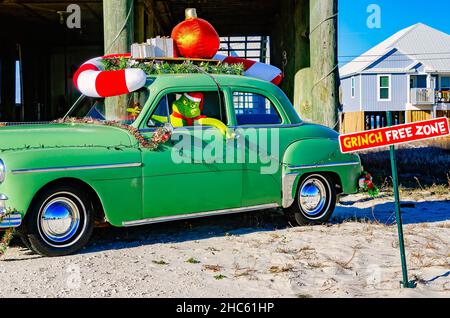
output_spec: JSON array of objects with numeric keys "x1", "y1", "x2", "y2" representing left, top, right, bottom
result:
[
  {"x1": 285, "y1": 174, "x2": 337, "y2": 226},
  {"x1": 21, "y1": 184, "x2": 94, "y2": 257}
]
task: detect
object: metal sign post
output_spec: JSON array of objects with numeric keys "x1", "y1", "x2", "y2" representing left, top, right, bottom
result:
[{"x1": 386, "y1": 111, "x2": 416, "y2": 289}]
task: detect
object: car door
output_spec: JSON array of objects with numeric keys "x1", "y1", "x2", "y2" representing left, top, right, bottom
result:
[
  {"x1": 229, "y1": 88, "x2": 295, "y2": 207},
  {"x1": 139, "y1": 88, "x2": 243, "y2": 219}
]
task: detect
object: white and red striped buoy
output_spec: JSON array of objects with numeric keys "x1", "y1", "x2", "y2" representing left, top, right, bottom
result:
[
  {"x1": 73, "y1": 54, "x2": 147, "y2": 98},
  {"x1": 214, "y1": 54, "x2": 283, "y2": 85}
]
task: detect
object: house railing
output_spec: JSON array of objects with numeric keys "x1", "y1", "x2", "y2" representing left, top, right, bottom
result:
[{"x1": 410, "y1": 88, "x2": 435, "y2": 105}]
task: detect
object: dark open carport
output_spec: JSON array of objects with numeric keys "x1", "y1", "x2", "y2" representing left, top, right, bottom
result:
[{"x1": 0, "y1": 0, "x2": 338, "y2": 128}]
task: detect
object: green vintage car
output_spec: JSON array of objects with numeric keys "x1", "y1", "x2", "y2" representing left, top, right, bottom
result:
[{"x1": 0, "y1": 74, "x2": 362, "y2": 256}]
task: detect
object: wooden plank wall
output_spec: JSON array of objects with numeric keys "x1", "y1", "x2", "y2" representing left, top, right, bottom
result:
[
  {"x1": 340, "y1": 111, "x2": 365, "y2": 134},
  {"x1": 406, "y1": 110, "x2": 432, "y2": 122}
]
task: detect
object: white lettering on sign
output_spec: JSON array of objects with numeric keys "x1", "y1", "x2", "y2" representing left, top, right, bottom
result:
[
  {"x1": 415, "y1": 121, "x2": 447, "y2": 136},
  {"x1": 385, "y1": 127, "x2": 413, "y2": 142}
]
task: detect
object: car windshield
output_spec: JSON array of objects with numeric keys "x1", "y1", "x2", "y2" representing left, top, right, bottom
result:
[{"x1": 65, "y1": 88, "x2": 150, "y2": 125}]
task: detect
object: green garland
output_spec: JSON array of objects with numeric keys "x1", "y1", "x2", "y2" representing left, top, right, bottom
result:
[
  {"x1": 53, "y1": 118, "x2": 172, "y2": 151},
  {"x1": 102, "y1": 57, "x2": 244, "y2": 76}
]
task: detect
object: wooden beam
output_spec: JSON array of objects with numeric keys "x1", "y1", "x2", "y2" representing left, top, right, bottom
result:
[
  {"x1": 142, "y1": 0, "x2": 169, "y2": 35},
  {"x1": 20, "y1": 3, "x2": 54, "y2": 24}
]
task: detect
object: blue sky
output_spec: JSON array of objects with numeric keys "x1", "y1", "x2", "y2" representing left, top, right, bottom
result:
[{"x1": 339, "y1": 0, "x2": 450, "y2": 66}]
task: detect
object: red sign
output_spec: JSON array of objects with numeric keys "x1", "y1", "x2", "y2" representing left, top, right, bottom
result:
[{"x1": 339, "y1": 117, "x2": 450, "y2": 153}]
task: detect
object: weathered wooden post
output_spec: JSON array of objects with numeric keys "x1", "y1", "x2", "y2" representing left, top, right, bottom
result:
[
  {"x1": 308, "y1": 0, "x2": 339, "y2": 130},
  {"x1": 103, "y1": 0, "x2": 134, "y2": 119},
  {"x1": 272, "y1": 0, "x2": 310, "y2": 102},
  {"x1": 293, "y1": 0, "x2": 312, "y2": 120}
]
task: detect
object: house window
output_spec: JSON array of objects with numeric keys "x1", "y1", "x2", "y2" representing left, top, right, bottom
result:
[
  {"x1": 351, "y1": 77, "x2": 355, "y2": 98},
  {"x1": 378, "y1": 75, "x2": 391, "y2": 101},
  {"x1": 441, "y1": 77, "x2": 450, "y2": 90}
]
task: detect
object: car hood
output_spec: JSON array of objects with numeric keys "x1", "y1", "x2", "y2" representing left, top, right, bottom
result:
[{"x1": 0, "y1": 123, "x2": 135, "y2": 150}]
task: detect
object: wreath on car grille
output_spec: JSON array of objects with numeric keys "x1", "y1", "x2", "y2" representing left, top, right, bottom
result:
[{"x1": 53, "y1": 118, "x2": 173, "y2": 151}]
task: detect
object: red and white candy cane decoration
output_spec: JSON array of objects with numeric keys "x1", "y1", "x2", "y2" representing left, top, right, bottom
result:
[
  {"x1": 73, "y1": 54, "x2": 147, "y2": 98},
  {"x1": 213, "y1": 54, "x2": 283, "y2": 85}
]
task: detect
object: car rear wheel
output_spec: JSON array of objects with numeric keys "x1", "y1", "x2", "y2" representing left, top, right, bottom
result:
[
  {"x1": 21, "y1": 184, "x2": 94, "y2": 257},
  {"x1": 285, "y1": 174, "x2": 337, "y2": 226}
]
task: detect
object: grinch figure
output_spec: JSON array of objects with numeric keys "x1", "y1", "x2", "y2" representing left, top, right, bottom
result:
[{"x1": 150, "y1": 92, "x2": 230, "y2": 137}]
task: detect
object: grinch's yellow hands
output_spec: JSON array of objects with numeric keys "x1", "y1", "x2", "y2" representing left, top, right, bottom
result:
[
  {"x1": 151, "y1": 115, "x2": 169, "y2": 124},
  {"x1": 225, "y1": 128, "x2": 236, "y2": 140},
  {"x1": 197, "y1": 118, "x2": 229, "y2": 138},
  {"x1": 127, "y1": 106, "x2": 141, "y2": 117}
]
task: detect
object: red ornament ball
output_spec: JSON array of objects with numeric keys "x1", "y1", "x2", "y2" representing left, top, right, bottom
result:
[{"x1": 171, "y1": 8, "x2": 220, "y2": 59}]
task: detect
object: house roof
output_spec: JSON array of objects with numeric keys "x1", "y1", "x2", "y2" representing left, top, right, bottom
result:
[{"x1": 340, "y1": 23, "x2": 450, "y2": 77}]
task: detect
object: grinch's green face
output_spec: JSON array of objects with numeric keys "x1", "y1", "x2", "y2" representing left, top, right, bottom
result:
[{"x1": 174, "y1": 95, "x2": 201, "y2": 118}]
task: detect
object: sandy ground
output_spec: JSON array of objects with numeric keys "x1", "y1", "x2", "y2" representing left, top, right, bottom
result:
[{"x1": 0, "y1": 193, "x2": 449, "y2": 298}]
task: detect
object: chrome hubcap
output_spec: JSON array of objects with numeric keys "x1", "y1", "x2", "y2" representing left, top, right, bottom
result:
[
  {"x1": 40, "y1": 197, "x2": 81, "y2": 244},
  {"x1": 299, "y1": 178, "x2": 327, "y2": 217}
]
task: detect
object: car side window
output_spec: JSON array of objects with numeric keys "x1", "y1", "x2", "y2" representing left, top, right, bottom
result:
[
  {"x1": 147, "y1": 91, "x2": 227, "y2": 127},
  {"x1": 233, "y1": 92, "x2": 282, "y2": 125}
]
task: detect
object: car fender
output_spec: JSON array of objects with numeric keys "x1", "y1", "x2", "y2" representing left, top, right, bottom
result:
[{"x1": 281, "y1": 138, "x2": 362, "y2": 208}]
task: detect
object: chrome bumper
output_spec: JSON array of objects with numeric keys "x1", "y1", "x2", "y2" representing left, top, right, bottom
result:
[{"x1": 0, "y1": 194, "x2": 22, "y2": 228}]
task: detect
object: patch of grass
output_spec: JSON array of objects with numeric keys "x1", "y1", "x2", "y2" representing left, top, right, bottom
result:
[
  {"x1": 203, "y1": 264, "x2": 222, "y2": 272},
  {"x1": 326, "y1": 249, "x2": 357, "y2": 270},
  {"x1": 214, "y1": 274, "x2": 227, "y2": 280},
  {"x1": 186, "y1": 257, "x2": 201, "y2": 264},
  {"x1": 269, "y1": 264, "x2": 294, "y2": 273},
  {"x1": 0, "y1": 229, "x2": 15, "y2": 258},
  {"x1": 275, "y1": 247, "x2": 299, "y2": 255},
  {"x1": 233, "y1": 265, "x2": 258, "y2": 280},
  {"x1": 152, "y1": 260, "x2": 169, "y2": 265},
  {"x1": 307, "y1": 261, "x2": 326, "y2": 269}
]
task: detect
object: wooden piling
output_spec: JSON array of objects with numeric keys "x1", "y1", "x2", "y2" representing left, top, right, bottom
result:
[
  {"x1": 103, "y1": 0, "x2": 135, "y2": 119},
  {"x1": 309, "y1": 0, "x2": 339, "y2": 130}
]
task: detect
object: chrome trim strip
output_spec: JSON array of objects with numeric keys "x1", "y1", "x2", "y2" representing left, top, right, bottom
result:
[
  {"x1": 228, "y1": 123, "x2": 303, "y2": 129},
  {"x1": 122, "y1": 203, "x2": 279, "y2": 227},
  {"x1": 139, "y1": 123, "x2": 304, "y2": 133},
  {"x1": 282, "y1": 172, "x2": 299, "y2": 208},
  {"x1": 288, "y1": 161, "x2": 360, "y2": 171},
  {"x1": 11, "y1": 162, "x2": 142, "y2": 175}
]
